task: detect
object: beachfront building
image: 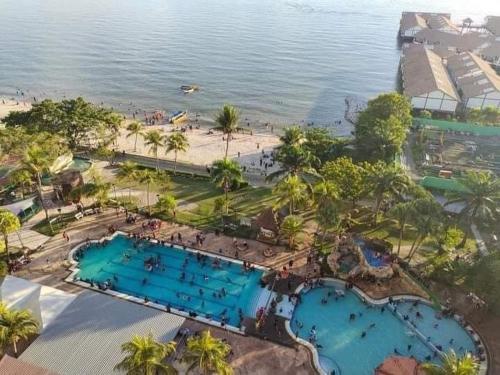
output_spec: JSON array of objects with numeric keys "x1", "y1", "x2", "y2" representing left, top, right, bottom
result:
[
  {"x1": 447, "y1": 52, "x2": 500, "y2": 110},
  {"x1": 400, "y1": 44, "x2": 459, "y2": 112},
  {"x1": 399, "y1": 12, "x2": 457, "y2": 39},
  {"x1": 425, "y1": 14, "x2": 461, "y2": 34},
  {"x1": 485, "y1": 16, "x2": 500, "y2": 36},
  {"x1": 399, "y1": 12, "x2": 428, "y2": 39},
  {"x1": 413, "y1": 26, "x2": 500, "y2": 68}
]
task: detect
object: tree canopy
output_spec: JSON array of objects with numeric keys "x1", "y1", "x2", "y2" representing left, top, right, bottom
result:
[
  {"x1": 321, "y1": 156, "x2": 366, "y2": 206},
  {"x1": 355, "y1": 92, "x2": 412, "y2": 162},
  {"x1": 2, "y1": 98, "x2": 122, "y2": 149}
]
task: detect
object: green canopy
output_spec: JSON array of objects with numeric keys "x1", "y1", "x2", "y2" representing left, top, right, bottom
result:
[
  {"x1": 414, "y1": 118, "x2": 500, "y2": 137},
  {"x1": 420, "y1": 176, "x2": 470, "y2": 193}
]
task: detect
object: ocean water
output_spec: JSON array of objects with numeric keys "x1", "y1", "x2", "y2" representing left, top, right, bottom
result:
[{"x1": 0, "y1": 0, "x2": 498, "y2": 132}]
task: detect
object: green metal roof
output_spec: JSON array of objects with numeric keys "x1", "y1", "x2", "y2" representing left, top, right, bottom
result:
[
  {"x1": 420, "y1": 176, "x2": 470, "y2": 193},
  {"x1": 414, "y1": 118, "x2": 500, "y2": 137}
]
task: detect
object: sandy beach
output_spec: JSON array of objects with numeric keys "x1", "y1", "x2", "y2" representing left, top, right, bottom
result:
[
  {"x1": 0, "y1": 98, "x2": 31, "y2": 120},
  {"x1": 0, "y1": 97, "x2": 281, "y2": 174},
  {"x1": 116, "y1": 121, "x2": 281, "y2": 174}
]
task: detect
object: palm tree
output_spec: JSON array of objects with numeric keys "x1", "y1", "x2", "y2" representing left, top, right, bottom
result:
[
  {"x1": 273, "y1": 174, "x2": 309, "y2": 214},
  {"x1": 210, "y1": 159, "x2": 244, "y2": 215},
  {"x1": 155, "y1": 193, "x2": 177, "y2": 217},
  {"x1": 278, "y1": 126, "x2": 305, "y2": 148},
  {"x1": 0, "y1": 209, "x2": 21, "y2": 263},
  {"x1": 165, "y1": 132, "x2": 189, "y2": 175},
  {"x1": 214, "y1": 105, "x2": 240, "y2": 158},
  {"x1": 136, "y1": 170, "x2": 166, "y2": 216},
  {"x1": 406, "y1": 198, "x2": 443, "y2": 262},
  {"x1": 126, "y1": 122, "x2": 145, "y2": 152},
  {"x1": 266, "y1": 144, "x2": 318, "y2": 182},
  {"x1": 117, "y1": 161, "x2": 139, "y2": 203},
  {"x1": 143, "y1": 130, "x2": 166, "y2": 170},
  {"x1": 115, "y1": 333, "x2": 177, "y2": 375},
  {"x1": 445, "y1": 171, "x2": 500, "y2": 248},
  {"x1": 313, "y1": 180, "x2": 338, "y2": 208},
  {"x1": 21, "y1": 145, "x2": 52, "y2": 220},
  {"x1": 280, "y1": 215, "x2": 304, "y2": 251},
  {"x1": 421, "y1": 350, "x2": 479, "y2": 375},
  {"x1": 366, "y1": 162, "x2": 411, "y2": 224},
  {"x1": 0, "y1": 306, "x2": 39, "y2": 356},
  {"x1": 316, "y1": 199, "x2": 340, "y2": 248},
  {"x1": 387, "y1": 201, "x2": 415, "y2": 256},
  {"x1": 9, "y1": 169, "x2": 33, "y2": 199},
  {"x1": 182, "y1": 330, "x2": 232, "y2": 375}
]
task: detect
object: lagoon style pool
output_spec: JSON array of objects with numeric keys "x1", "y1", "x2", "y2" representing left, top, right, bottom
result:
[
  {"x1": 72, "y1": 234, "x2": 264, "y2": 328},
  {"x1": 290, "y1": 283, "x2": 478, "y2": 375}
]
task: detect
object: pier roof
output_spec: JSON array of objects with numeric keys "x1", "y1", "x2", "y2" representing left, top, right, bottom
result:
[
  {"x1": 401, "y1": 44, "x2": 459, "y2": 100},
  {"x1": 485, "y1": 16, "x2": 500, "y2": 36},
  {"x1": 447, "y1": 52, "x2": 500, "y2": 98}
]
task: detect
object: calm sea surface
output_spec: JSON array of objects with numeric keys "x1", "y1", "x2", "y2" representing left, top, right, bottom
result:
[{"x1": 0, "y1": 0, "x2": 498, "y2": 132}]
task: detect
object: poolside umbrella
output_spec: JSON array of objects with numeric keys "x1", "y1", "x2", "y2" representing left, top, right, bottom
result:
[{"x1": 375, "y1": 356, "x2": 424, "y2": 375}]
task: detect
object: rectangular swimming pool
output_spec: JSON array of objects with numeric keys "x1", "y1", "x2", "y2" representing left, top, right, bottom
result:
[{"x1": 69, "y1": 233, "x2": 266, "y2": 329}]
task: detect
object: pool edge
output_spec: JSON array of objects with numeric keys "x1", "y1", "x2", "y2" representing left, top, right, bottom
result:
[
  {"x1": 65, "y1": 231, "x2": 270, "y2": 336},
  {"x1": 284, "y1": 277, "x2": 489, "y2": 375}
]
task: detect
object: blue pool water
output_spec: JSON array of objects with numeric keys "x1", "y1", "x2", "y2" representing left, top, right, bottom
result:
[
  {"x1": 290, "y1": 285, "x2": 477, "y2": 375},
  {"x1": 75, "y1": 234, "x2": 264, "y2": 327},
  {"x1": 355, "y1": 238, "x2": 391, "y2": 268}
]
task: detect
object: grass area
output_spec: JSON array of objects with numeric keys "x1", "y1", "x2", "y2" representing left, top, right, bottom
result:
[
  {"x1": 116, "y1": 172, "x2": 275, "y2": 230},
  {"x1": 171, "y1": 175, "x2": 274, "y2": 229},
  {"x1": 32, "y1": 213, "x2": 77, "y2": 236}
]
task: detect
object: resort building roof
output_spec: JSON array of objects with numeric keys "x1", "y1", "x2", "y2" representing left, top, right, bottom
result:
[
  {"x1": 400, "y1": 12, "x2": 428, "y2": 34},
  {"x1": 0, "y1": 355, "x2": 58, "y2": 375},
  {"x1": 485, "y1": 16, "x2": 500, "y2": 36},
  {"x1": 425, "y1": 14, "x2": 460, "y2": 33},
  {"x1": 414, "y1": 29, "x2": 492, "y2": 51},
  {"x1": 447, "y1": 52, "x2": 500, "y2": 99},
  {"x1": 401, "y1": 44, "x2": 459, "y2": 100},
  {"x1": 1, "y1": 276, "x2": 76, "y2": 331},
  {"x1": 20, "y1": 291, "x2": 185, "y2": 375}
]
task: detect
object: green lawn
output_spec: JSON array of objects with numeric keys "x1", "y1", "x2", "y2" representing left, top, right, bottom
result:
[{"x1": 32, "y1": 213, "x2": 77, "y2": 236}]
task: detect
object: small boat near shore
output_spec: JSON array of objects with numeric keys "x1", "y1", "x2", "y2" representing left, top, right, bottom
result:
[
  {"x1": 169, "y1": 110, "x2": 188, "y2": 124},
  {"x1": 180, "y1": 85, "x2": 199, "y2": 94}
]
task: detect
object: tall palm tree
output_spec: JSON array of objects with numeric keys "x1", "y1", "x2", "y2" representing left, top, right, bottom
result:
[
  {"x1": 406, "y1": 198, "x2": 443, "y2": 262},
  {"x1": 9, "y1": 169, "x2": 33, "y2": 199},
  {"x1": 278, "y1": 126, "x2": 306, "y2": 148},
  {"x1": 313, "y1": 180, "x2": 338, "y2": 208},
  {"x1": 115, "y1": 333, "x2": 177, "y2": 375},
  {"x1": 165, "y1": 132, "x2": 189, "y2": 175},
  {"x1": 155, "y1": 193, "x2": 177, "y2": 217},
  {"x1": 126, "y1": 122, "x2": 145, "y2": 152},
  {"x1": 421, "y1": 350, "x2": 479, "y2": 375},
  {"x1": 366, "y1": 162, "x2": 411, "y2": 224},
  {"x1": 21, "y1": 145, "x2": 52, "y2": 220},
  {"x1": 0, "y1": 209, "x2": 21, "y2": 263},
  {"x1": 316, "y1": 199, "x2": 340, "y2": 248},
  {"x1": 210, "y1": 159, "x2": 244, "y2": 215},
  {"x1": 214, "y1": 105, "x2": 240, "y2": 158},
  {"x1": 280, "y1": 215, "x2": 304, "y2": 251},
  {"x1": 273, "y1": 174, "x2": 309, "y2": 214},
  {"x1": 117, "y1": 161, "x2": 139, "y2": 203},
  {"x1": 136, "y1": 170, "x2": 165, "y2": 216},
  {"x1": 445, "y1": 171, "x2": 500, "y2": 248},
  {"x1": 387, "y1": 201, "x2": 414, "y2": 256},
  {"x1": 143, "y1": 130, "x2": 166, "y2": 170},
  {"x1": 182, "y1": 330, "x2": 232, "y2": 375},
  {"x1": 0, "y1": 306, "x2": 39, "y2": 356},
  {"x1": 266, "y1": 144, "x2": 318, "y2": 182}
]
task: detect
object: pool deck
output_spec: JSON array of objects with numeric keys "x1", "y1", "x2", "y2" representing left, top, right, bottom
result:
[{"x1": 13, "y1": 207, "x2": 498, "y2": 374}]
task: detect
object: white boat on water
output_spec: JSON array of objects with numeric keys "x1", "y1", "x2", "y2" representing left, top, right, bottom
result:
[
  {"x1": 180, "y1": 85, "x2": 199, "y2": 94},
  {"x1": 169, "y1": 110, "x2": 188, "y2": 124}
]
